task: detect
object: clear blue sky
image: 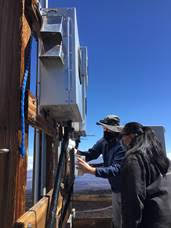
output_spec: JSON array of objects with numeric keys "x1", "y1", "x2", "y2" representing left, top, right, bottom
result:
[{"x1": 30, "y1": 0, "x2": 171, "y2": 154}]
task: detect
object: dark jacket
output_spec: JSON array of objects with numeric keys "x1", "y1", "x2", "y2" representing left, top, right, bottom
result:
[
  {"x1": 121, "y1": 153, "x2": 171, "y2": 228},
  {"x1": 79, "y1": 138, "x2": 125, "y2": 192}
]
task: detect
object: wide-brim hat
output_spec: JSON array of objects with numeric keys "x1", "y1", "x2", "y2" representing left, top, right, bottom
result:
[
  {"x1": 96, "y1": 114, "x2": 123, "y2": 132},
  {"x1": 96, "y1": 122, "x2": 123, "y2": 132}
]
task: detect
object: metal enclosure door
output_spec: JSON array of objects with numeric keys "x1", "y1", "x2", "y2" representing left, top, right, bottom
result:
[{"x1": 39, "y1": 8, "x2": 84, "y2": 122}]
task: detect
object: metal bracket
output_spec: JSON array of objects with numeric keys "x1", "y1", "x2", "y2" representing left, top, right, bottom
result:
[{"x1": 0, "y1": 149, "x2": 9, "y2": 154}]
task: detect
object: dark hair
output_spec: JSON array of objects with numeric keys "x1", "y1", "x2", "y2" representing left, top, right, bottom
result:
[
  {"x1": 122, "y1": 122, "x2": 144, "y2": 136},
  {"x1": 123, "y1": 122, "x2": 169, "y2": 175}
]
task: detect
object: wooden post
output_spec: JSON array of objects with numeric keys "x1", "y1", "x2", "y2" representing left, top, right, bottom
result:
[
  {"x1": 0, "y1": 0, "x2": 25, "y2": 227},
  {"x1": 0, "y1": 0, "x2": 39, "y2": 226},
  {"x1": 0, "y1": 0, "x2": 72, "y2": 226},
  {"x1": 14, "y1": 0, "x2": 31, "y2": 220}
]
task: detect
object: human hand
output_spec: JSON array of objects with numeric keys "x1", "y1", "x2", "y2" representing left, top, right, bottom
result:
[
  {"x1": 74, "y1": 148, "x2": 78, "y2": 155},
  {"x1": 77, "y1": 157, "x2": 96, "y2": 175}
]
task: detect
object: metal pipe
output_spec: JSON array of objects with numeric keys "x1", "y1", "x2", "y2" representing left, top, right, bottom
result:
[
  {"x1": 40, "y1": 0, "x2": 48, "y2": 9},
  {"x1": 67, "y1": 17, "x2": 71, "y2": 96},
  {"x1": 33, "y1": 129, "x2": 40, "y2": 204},
  {"x1": 36, "y1": 34, "x2": 40, "y2": 113},
  {"x1": 41, "y1": 131, "x2": 46, "y2": 196}
]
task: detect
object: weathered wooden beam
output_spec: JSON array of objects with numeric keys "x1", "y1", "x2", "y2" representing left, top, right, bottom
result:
[
  {"x1": 28, "y1": 115, "x2": 57, "y2": 137},
  {"x1": 27, "y1": 92, "x2": 57, "y2": 136},
  {"x1": 25, "y1": 0, "x2": 42, "y2": 39},
  {"x1": 28, "y1": 92, "x2": 37, "y2": 120},
  {"x1": 16, "y1": 190, "x2": 63, "y2": 228}
]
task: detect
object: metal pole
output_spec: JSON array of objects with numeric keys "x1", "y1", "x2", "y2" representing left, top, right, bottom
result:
[
  {"x1": 33, "y1": 129, "x2": 40, "y2": 204},
  {"x1": 41, "y1": 131, "x2": 47, "y2": 196},
  {"x1": 40, "y1": 0, "x2": 48, "y2": 9}
]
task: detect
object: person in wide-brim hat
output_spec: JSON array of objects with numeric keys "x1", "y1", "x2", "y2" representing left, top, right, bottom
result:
[{"x1": 75, "y1": 114, "x2": 125, "y2": 228}]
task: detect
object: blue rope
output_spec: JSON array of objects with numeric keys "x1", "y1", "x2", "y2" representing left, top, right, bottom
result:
[{"x1": 19, "y1": 37, "x2": 32, "y2": 157}]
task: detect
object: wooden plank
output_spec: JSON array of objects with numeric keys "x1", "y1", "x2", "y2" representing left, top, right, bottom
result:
[
  {"x1": 17, "y1": 196, "x2": 49, "y2": 228},
  {"x1": 27, "y1": 92, "x2": 56, "y2": 136},
  {"x1": 16, "y1": 190, "x2": 63, "y2": 228},
  {"x1": 29, "y1": 115, "x2": 56, "y2": 137},
  {"x1": 27, "y1": 112, "x2": 56, "y2": 137},
  {"x1": 28, "y1": 92, "x2": 37, "y2": 120}
]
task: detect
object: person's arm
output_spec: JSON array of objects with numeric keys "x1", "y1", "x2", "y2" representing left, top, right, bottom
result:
[
  {"x1": 121, "y1": 157, "x2": 146, "y2": 228},
  {"x1": 77, "y1": 139, "x2": 103, "y2": 162},
  {"x1": 95, "y1": 145, "x2": 124, "y2": 178},
  {"x1": 77, "y1": 157, "x2": 96, "y2": 175}
]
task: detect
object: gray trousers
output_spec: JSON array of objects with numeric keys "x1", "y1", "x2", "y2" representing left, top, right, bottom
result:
[{"x1": 112, "y1": 192, "x2": 122, "y2": 228}]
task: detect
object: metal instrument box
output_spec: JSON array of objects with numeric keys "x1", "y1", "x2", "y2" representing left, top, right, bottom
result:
[{"x1": 39, "y1": 8, "x2": 87, "y2": 124}]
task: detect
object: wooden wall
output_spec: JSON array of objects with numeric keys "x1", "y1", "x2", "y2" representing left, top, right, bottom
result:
[{"x1": 0, "y1": 0, "x2": 24, "y2": 227}]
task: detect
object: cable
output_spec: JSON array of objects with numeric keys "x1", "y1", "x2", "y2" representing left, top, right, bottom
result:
[
  {"x1": 19, "y1": 36, "x2": 32, "y2": 157},
  {"x1": 47, "y1": 122, "x2": 72, "y2": 228}
]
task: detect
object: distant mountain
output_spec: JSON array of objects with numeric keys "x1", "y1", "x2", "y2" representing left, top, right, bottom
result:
[
  {"x1": 27, "y1": 156, "x2": 33, "y2": 171},
  {"x1": 26, "y1": 170, "x2": 32, "y2": 190}
]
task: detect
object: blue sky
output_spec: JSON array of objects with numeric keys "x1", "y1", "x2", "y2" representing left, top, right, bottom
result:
[{"x1": 30, "y1": 0, "x2": 171, "y2": 156}]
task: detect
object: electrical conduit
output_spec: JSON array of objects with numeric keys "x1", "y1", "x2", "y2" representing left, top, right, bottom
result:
[{"x1": 19, "y1": 37, "x2": 32, "y2": 157}]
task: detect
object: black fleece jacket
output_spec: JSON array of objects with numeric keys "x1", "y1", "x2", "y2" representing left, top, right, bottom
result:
[{"x1": 121, "y1": 153, "x2": 171, "y2": 228}]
